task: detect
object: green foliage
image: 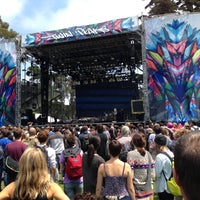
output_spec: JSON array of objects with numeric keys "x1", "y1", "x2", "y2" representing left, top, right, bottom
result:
[
  {"x1": 26, "y1": 65, "x2": 41, "y2": 81},
  {"x1": 48, "y1": 74, "x2": 72, "y2": 120},
  {"x1": 0, "y1": 16, "x2": 18, "y2": 39},
  {"x1": 23, "y1": 63, "x2": 73, "y2": 120}
]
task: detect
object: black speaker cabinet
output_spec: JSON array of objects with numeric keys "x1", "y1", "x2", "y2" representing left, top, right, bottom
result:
[{"x1": 131, "y1": 100, "x2": 144, "y2": 114}]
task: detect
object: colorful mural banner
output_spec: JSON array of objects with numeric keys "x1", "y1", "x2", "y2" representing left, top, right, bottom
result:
[
  {"x1": 145, "y1": 13, "x2": 200, "y2": 123},
  {"x1": 0, "y1": 41, "x2": 16, "y2": 126},
  {"x1": 21, "y1": 16, "x2": 139, "y2": 47}
]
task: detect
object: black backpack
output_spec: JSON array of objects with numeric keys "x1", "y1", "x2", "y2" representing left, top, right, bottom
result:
[{"x1": 4, "y1": 156, "x2": 19, "y2": 175}]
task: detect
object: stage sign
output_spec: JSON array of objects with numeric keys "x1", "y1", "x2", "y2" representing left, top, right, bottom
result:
[
  {"x1": 21, "y1": 16, "x2": 139, "y2": 47},
  {"x1": 0, "y1": 41, "x2": 16, "y2": 126},
  {"x1": 145, "y1": 13, "x2": 200, "y2": 123}
]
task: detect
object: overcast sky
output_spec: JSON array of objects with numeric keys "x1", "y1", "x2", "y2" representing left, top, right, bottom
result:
[{"x1": 0, "y1": 0, "x2": 150, "y2": 35}]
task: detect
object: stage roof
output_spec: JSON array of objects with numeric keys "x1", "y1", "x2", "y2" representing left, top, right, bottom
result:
[{"x1": 21, "y1": 16, "x2": 142, "y2": 83}]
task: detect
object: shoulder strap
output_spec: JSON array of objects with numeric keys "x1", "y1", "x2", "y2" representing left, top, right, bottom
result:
[
  {"x1": 160, "y1": 151, "x2": 173, "y2": 180},
  {"x1": 104, "y1": 163, "x2": 108, "y2": 176},
  {"x1": 160, "y1": 151, "x2": 173, "y2": 162},
  {"x1": 63, "y1": 145, "x2": 81, "y2": 158},
  {"x1": 122, "y1": 162, "x2": 126, "y2": 176}
]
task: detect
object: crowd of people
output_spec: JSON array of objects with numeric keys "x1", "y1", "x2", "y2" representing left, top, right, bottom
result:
[{"x1": 0, "y1": 120, "x2": 199, "y2": 200}]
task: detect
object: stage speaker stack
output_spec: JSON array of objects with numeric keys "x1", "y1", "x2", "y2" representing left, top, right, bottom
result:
[{"x1": 131, "y1": 100, "x2": 144, "y2": 122}]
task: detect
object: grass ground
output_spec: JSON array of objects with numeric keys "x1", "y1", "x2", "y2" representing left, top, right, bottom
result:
[{"x1": 154, "y1": 194, "x2": 159, "y2": 200}]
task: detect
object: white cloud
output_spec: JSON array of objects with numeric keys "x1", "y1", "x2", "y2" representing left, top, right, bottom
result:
[
  {"x1": 51, "y1": 0, "x2": 149, "y2": 30},
  {"x1": 0, "y1": 0, "x2": 150, "y2": 34},
  {"x1": 0, "y1": 0, "x2": 27, "y2": 21}
]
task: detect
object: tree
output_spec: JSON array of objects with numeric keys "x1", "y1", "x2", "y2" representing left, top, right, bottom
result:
[
  {"x1": 48, "y1": 74, "x2": 72, "y2": 120},
  {"x1": 145, "y1": 0, "x2": 200, "y2": 16},
  {"x1": 0, "y1": 16, "x2": 17, "y2": 39},
  {"x1": 176, "y1": 0, "x2": 200, "y2": 12},
  {"x1": 145, "y1": 0, "x2": 178, "y2": 15}
]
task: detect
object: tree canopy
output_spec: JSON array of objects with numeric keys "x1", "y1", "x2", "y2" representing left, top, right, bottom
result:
[
  {"x1": 145, "y1": 0, "x2": 200, "y2": 16},
  {"x1": 0, "y1": 16, "x2": 17, "y2": 39},
  {"x1": 177, "y1": 0, "x2": 200, "y2": 12}
]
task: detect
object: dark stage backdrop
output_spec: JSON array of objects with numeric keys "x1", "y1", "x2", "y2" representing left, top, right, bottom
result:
[{"x1": 75, "y1": 81, "x2": 139, "y2": 119}]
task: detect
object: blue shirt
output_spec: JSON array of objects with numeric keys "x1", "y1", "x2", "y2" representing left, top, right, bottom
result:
[{"x1": 0, "y1": 137, "x2": 12, "y2": 150}]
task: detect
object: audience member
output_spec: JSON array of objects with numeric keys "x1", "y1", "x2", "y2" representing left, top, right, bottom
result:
[
  {"x1": 48, "y1": 126, "x2": 55, "y2": 136},
  {"x1": 22, "y1": 126, "x2": 39, "y2": 147},
  {"x1": 118, "y1": 125, "x2": 132, "y2": 162},
  {"x1": 154, "y1": 134, "x2": 174, "y2": 200},
  {"x1": 47, "y1": 125, "x2": 65, "y2": 182},
  {"x1": 0, "y1": 128, "x2": 12, "y2": 188},
  {"x1": 189, "y1": 120, "x2": 200, "y2": 131},
  {"x1": 0, "y1": 147, "x2": 70, "y2": 200},
  {"x1": 96, "y1": 140, "x2": 135, "y2": 200},
  {"x1": 89, "y1": 126, "x2": 97, "y2": 136},
  {"x1": 127, "y1": 133, "x2": 155, "y2": 200},
  {"x1": 174, "y1": 132, "x2": 200, "y2": 200},
  {"x1": 4, "y1": 127, "x2": 27, "y2": 185},
  {"x1": 60, "y1": 134, "x2": 83, "y2": 199},
  {"x1": 37, "y1": 129, "x2": 57, "y2": 181},
  {"x1": 183, "y1": 122, "x2": 191, "y2": 130},
  {"x1": 78, "y1": 125, "x2": 91, "y2": 152},
  {"x1": 148, "y1": 123, "x2": 162, "y2": 160},
  {"x1": 169, "y1": 128, "x2": 189, "y2": 152},
  {"x1": 103, "y1": 125, "x2": 110, "y2": 139},
  {"x1": 96, "y1": 124, "x2": 109, "y2": 161},
  {"x1": 82, "y1": 136, "x2": 105, "y2": 194},
  {"x1": 0, "y1": 129, "x2": 12, "y2": 150}
]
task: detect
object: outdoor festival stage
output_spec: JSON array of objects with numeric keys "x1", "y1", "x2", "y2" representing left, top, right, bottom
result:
[{"x1": 21, "y1": 16, "x2": 143, "y2": 124}]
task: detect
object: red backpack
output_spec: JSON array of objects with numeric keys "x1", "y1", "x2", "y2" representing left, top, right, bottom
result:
[{"x1": 65, "y1": 153, "x2": 83, "y2": 180}]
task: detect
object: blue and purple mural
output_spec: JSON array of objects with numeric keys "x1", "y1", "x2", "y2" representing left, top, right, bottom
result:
[
  {"x1": 21, "y1": 16, "x2": 139, "y2": 47},
  {"x1": 145, "y1": 13, "x2": 200, "y2": 123},
  {"x1": 0, "y1": 41, "x2": 16, "y2": 126}
]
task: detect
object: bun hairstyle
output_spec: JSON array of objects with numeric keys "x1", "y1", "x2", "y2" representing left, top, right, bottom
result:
[
  {"x1": 132, "y1": 133, "x2": 146, "y2": 156},
  {"x1": 109, "y1": 140, "x2": 122, "y2": 157}
]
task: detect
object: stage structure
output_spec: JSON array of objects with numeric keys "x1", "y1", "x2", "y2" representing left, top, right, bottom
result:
[
  {"x1": 13, "y1": 12, "x2": 200, "y2": 125},
  {"x1": 20, "y1": 16, "x2": 143, "y2": 124}
]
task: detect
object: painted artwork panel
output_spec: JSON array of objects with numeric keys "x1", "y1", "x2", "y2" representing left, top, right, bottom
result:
[
  {"x1": 0, "y1": 41, "x2": 16, "y2": 126},
  {"x1": 145, "y1": 13, "x2": 200, "y2": 123}
]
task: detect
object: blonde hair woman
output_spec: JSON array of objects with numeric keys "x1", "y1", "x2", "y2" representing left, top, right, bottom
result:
[{"x1": 0, "y1": 148, "x2": 69, "y2": 200}]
